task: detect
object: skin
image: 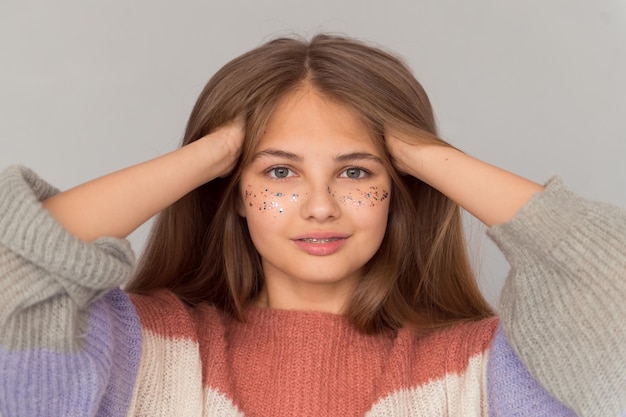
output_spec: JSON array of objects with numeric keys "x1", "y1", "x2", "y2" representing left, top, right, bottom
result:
[
  {"x1": 42, "y1": 85, "x2": 543, "y2": 315},
  {"x1": 238, "y1": 86, "x2": 392, "y2": 313},
  {"x1": 42, "y1": 117, "x2": 244, "y2": 242},
  {"x1": 385, "y1": 134, "x2": 544, "y2": 228}
]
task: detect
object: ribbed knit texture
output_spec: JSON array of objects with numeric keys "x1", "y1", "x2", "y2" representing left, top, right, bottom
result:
[
  {"x1": 0, "y1": 166, "x2": 141, "y2": 416},
  {"x1": 1, "y1": 166, "x2": 624, "y2": 416},
  {"x1": 489, "y1": 177, "x2": 626, "y2": 416},
  {"x1": 0, "y1": 166, "x2": 135, "y2": 352},
  {"x1": 487, "y1": 326, "x2": 576, "y2": 416},
  {"x1": 129, "y1": 290, "x2": 497, "y2": 416}
]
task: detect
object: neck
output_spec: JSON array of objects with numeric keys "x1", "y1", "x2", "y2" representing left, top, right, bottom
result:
[{"x1": 256, "y1": 275, "x2": 356, "y2": 314}]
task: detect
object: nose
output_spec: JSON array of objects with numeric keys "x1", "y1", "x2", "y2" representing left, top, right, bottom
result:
[{"x1": 300, "y1": 183, "x2": 341, "y2": 222}]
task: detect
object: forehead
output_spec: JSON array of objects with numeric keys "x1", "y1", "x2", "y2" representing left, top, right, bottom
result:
[{"x1": 254, "y1": 86, "x2": 380, "y2": 154}]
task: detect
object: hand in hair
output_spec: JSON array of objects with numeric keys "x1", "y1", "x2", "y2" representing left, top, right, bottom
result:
[
  {"x1": 385, "y1": 128, "x2": 544, "y2": 227},
  {"x1": 384, "y1": 127, "x2": 431, "y2": 178},
  {"x1": 198, "y1": 115, "x2": 246, "y2": 179},
  {"x1": 42, "y1": 116, "x2": 246, "y2": 242}
]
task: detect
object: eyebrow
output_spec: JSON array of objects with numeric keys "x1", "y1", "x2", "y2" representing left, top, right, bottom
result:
[
  {"x1": 253, "y1": 149, "x2": 302, "y2": 161},
  {"x1": 335, "y1": 152, "x2": 383, "y2": 164},
  {"x1": 253, "y1": 148, "x2": 383, "y2": 164}
]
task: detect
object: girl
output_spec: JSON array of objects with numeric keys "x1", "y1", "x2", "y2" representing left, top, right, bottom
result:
[{"x1": 0, "y1": 34, "x2": 624, "y2": 416}]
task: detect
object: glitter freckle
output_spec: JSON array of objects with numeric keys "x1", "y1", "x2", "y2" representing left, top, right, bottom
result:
[{"x1": 335, "y1": 187, "x2": 392, "y2": 207}]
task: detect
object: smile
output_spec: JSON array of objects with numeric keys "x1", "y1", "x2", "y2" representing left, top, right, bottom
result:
[
  {"x1": 299, "y1": 237, "x2": 341, "y2": 244},
  {"x1": 292, "y1": 235, "x2": 348, "y2": 256}
]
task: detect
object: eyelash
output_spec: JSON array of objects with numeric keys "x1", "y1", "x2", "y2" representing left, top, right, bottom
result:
[
  {"x1": 264, "y1": 165, "x2": 372, "y2": 180},
  {"x1": 265, "y1": 166, "x2": 295, "y2": 179},
  {"x1": 338, "y1": 166, "x2": 372, "y2": 179}
]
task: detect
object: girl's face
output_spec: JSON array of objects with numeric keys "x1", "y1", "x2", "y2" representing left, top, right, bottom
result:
[{"x1": 238, "y1": 86, "x2": 391, "y2": 310}]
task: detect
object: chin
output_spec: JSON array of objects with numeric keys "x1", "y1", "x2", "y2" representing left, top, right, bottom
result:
[
  {"x1": 284, "y1": 263, "x2": 361, "y2": 282},
  {"x1": 301, "y1": 275, "x2": 352, "y2": 285}
]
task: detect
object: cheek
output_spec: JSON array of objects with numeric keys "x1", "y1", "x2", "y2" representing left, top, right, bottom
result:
[
  {"x1": 242, "y1": 185, "x2": 302, "y2": 219},
  {"x1": 241, "y1": 185, "x2": 302, "y2": 256},
  {"x1": 334, "y1": 186, "x2": 390, "y2": 209},
  {"x1": 241, "y1": 183, "x2": 391, "y2": 224},
  {"x1": 334, "y1": 185, "x2": 391, "y2": 235}
]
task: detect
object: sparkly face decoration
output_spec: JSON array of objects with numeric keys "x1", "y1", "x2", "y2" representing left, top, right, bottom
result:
[
  {"x1": 238, "y1": 87, "x2": 392, "y2": 294},
  {"x1": 242, "y1": 186, "x2": 389, "y2": 216}
]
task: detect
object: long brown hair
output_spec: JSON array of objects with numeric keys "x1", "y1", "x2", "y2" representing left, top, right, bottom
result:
[{"x1": 127, "y1": 34, "x2": 494, "y2": 333}]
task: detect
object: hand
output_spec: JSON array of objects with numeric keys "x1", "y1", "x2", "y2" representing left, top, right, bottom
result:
[
  {"x1": 42, "y1": 115, "x2": 247, "y2": 241},
  {"x1": 384, "y1": 126, "x2": 439, "y2": 180},
  {"x1": 198, "y1": 115, "x2": 246, "y2": 180},
  {"x1": 385, "y1": 126, "x2": 543, "y2": 226}
]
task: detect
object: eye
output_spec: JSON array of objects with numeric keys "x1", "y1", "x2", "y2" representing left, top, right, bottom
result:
[
  {"x1": 267, "y1": 166, "x2": 293, "y2": 179},
  {"x1": 340, "y1": 167, "x2": 370, "y2": 179}
]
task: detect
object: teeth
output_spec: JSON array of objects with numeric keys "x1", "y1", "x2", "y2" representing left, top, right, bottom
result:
[{"x1": 301, "y1": 238, "x2": 339, "y2": 243}]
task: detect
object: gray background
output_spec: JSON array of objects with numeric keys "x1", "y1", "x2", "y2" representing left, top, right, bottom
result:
[{"x1": 1, "y1": 0, "x2": 624, "y2": 308}]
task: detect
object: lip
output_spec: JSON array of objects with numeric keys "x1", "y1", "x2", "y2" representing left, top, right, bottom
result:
[{"x1": 291, "y1": 232, "x2": 350, "y2": 256}]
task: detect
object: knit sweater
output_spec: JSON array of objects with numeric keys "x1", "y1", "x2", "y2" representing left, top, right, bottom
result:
[{"x1": 0, "y1": 166, "x2": 624, "y2": 416}]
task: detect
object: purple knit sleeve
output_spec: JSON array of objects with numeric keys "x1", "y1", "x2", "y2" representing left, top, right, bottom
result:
[
  {"x1": 0, "y1": 166, "x2": 143, "y2": 416},
  {"x1": 488, "y1": 176, "x2": 626, "y2": 416},
  {"x1": 487, "y1": 325, "x2": 576, "y2": 417},
  {"x1": 0, "y1": 289, "x2": 142, "y2": 416}
]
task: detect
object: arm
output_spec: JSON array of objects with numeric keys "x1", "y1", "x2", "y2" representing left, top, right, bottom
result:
[
  {"x1": 0, "y1": 120, "x2": 244, "y2": 415},
  {"x1": 486, "y1": 178, "x2": 626, "y2": 416},
  {"x1": 0, "y1": 167, "x2": 141, "y2": 416},
  {"x1": 386, "y1": 134, "x2": 626, "y2": 416},
  {"x1": 385, "y1": 136, "x2": 543, "y2": 227},
  {"x1": 43, "y1": 118, "x2": 244, "y2": 242},
  {"x1": 1, "y1": 118, "x2": 244, "y2": 345}
]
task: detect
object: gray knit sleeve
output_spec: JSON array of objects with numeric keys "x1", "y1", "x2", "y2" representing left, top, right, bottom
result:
[
  {"x1": 488, "y1": 177, "x2": 626, "y2": 417},
  {"x1": 0, "y1": 166, "x2": 135, "y2": 351}
]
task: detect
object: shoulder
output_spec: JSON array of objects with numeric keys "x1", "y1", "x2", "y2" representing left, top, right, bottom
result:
[
  {"x1": 129, "y1": 289, "x2": 227, "y2": 341},
  {"x1": 389, "y1": 317, "x2": 498, "y2": 382},
  {"x1": 399, "y1": 317, "x2": 498, "y2": 357},
  {"x1": 369, "y1": 318, "x2": 498, "y2": 414}
]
